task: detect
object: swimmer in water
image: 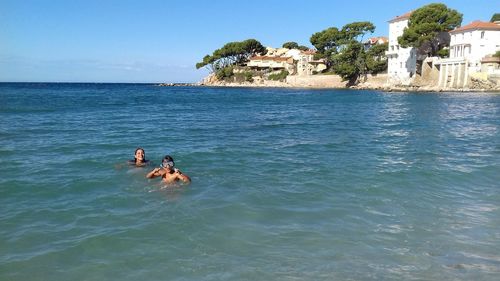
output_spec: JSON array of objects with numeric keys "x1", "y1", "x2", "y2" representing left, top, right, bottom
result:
[
  {"x1": 128, "y1": 147, "x2": 150, "y2": 167},
  {"x1": 146, "y1": 155, "x2": 191, "y2": 184}
]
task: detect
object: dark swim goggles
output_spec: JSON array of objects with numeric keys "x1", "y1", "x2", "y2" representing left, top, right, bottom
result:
[{"x1": 161, "y1": 161, "x2": 174, "y2": 168}]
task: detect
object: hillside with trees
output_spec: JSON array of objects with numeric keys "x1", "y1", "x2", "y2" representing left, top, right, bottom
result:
[
  {"x1": 310, "y1": 21, "x2": 387, "y2": 84},
  {"x1": 195, "y1": 2, "x2": 492, "y2": 88},
  {"x1": 196, "y1": 39, "x2": 267, "y2": 80}
]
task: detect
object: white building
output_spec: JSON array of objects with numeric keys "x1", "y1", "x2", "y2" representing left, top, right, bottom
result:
[
  {"x1": 247, "y1": 56, "x2": 295, "y2": 73},
  {"x1": 285, "y1": 49, "x2": 327, "y2": 76},
  {"x1": 247, "y1": 49, "x2": 326, "y2": 76},
  {"x1": 449, "y1": 20, "x2": 500, "y2": 72},
  {"x1": 386, "y1": 11, "x2": 417, "y2": 85},
  {"x1": 429, "y1": 20, "x2": 500, "y2": 88},
  {"x1": 265, "y1": 47, "x2": 290, "y2": 57}
]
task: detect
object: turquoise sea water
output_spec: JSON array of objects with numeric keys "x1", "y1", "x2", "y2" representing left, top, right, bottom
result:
[{"x1": 1, "y1": 83, "x2": 499, "y2": 280}]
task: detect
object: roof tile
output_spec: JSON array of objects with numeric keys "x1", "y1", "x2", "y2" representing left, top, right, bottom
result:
[
  {"x1": 389, "y1": 11, "x2": 412, "y2": 23},
  {"x1": 450, "y1": 20, "x2": 500, "y2": 33}
]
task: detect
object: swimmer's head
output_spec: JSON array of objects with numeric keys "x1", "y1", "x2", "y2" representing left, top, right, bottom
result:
[
  {"x1": 161, "y1": 155, "x2": 175, "y2": 168},
  {"x1": 134, "y1": 147, "x2": 145, "y2": 162}
]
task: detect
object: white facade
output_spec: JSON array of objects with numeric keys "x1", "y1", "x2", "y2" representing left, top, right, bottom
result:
[
  {"x1": 285, "y1": 49, "x2": 327, "y2": 76},
  {"x1": 386, "y1": 13, "x2": 417, "y2": 85},
  {"x1": 449, "y1": 21, "x2": 500, "y2": 73},
  {"x1": 247, "y1": 56, "x2": 294, "y2": 70}
]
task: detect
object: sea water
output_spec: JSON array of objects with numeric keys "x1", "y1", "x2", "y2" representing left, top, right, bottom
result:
[{"x1": 0, "y1": 83, "x2": 499, "y2": 280}]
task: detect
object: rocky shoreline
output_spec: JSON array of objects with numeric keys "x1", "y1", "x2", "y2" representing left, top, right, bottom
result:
[
  {"x1": 351, "y1": 82, "x2": 500, "y2": 93},
  {"x1": 156, "y1": 77, "x2": 500, "y2": 93},
  {"x1": 156, "y1": 82, "x2": 200, "y2": 87}
]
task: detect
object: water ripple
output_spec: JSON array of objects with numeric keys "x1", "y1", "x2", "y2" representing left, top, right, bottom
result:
[{"x1": 1, "y1": 84, "x2": 499, "y2": 280}]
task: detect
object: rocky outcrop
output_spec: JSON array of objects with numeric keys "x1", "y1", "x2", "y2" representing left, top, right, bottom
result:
[
  {"x1": 286, "y1": 75, "x2": 347, "y2": 88},
  {"x1": 468, "y1": 76, "x2": 500, "y2": 91},
  {"x1": 204, "y1": 79, "x2": 291, "y2": 88},
  {"x1": 157, "y1": 83, "x2": 200, "y2": 87},
  {"x1": 201, "y1": 73, "x2": 219, "y2": 85}
]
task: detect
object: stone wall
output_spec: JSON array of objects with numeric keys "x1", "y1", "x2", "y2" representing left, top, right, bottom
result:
[
  {"x1": 286, "y1": 75, "x2": 347, "y2": 88},
  {"x1": 287, "y1": 73, "x2": 389, "y2": 89},
  {"x1": 415, "y1": 58, "x2": 440, "y2": 86},
  {"x1": 203, "y1": 73, "x2": 390, "y2": 89},
  {"x1": 416, "y1": 57, "x2": 500, "y2": 91},
  {"x1": 201, "y1": 71, "x2": 499, "y2": 91},
  {"x1": 364, "y1": 73, "x2": 388, "y2": 85},
  {"x1": 354, "y1": 73, "x2": 389, "y2": 89}
]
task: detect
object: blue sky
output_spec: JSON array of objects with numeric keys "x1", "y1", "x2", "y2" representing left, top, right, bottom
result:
[{"x1": 1, "y1": 0, "x2": 498, "y2": 83}]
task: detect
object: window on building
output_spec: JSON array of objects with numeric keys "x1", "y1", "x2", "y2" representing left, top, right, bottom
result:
[
  {"x1": 400, "y1": 62, "x2": 402, "y2": 68},
  {"x1": 481, "y1": 31, "x2": 485, "y2": 39}
]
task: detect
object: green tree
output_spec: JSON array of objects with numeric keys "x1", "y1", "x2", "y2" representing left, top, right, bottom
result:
[
  {"x1": 491, "y1": 13, "x2": 500, "y2": 22},
  {"x1": 310, "y1": 21, "x2": 376, "y2": 83},
  {"x1": 282, "y1": 42, "x2": 299, "y2": 49},
  {"x1": 282, "y1": 41, "x2": 309, "y2": 51},
  {"x1": 216, "y1": 66, "x2": 234, "y2": 80},
  {"x1": 196, "y1": 55, "x2": 218, "y2": 73},
  {"x1": 268, "y1": 70, "x2": 289, "y2": 81},
  {"x1": 311, "y1": 22, "x2": 375, "y2": 56},
  {"x1": 365, "y1": 42, "x2": 388, "y2": 74},
  {"x1": 436, "y1": 48, "x2": 449, "y2": 58},
  {"x1": 310, "y1": 27, "x2": 342, "y2": 59},
  {"x1": 341, "y1": 21, "x2": 375, "y2": 42},
  {"x1": 196, "y1": 39, "x2": 266, "y2": 73},
  {"x1": 331, "y1": 42, "x2": 365, "y2": 83},
  {"x1": 398, "y1": 3, "x2": 462, "y2": 56}
]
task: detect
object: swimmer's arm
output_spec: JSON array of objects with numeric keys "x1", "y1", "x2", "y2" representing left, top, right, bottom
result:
[
  {"x1": 175, "y1": 169, "x2": 191, "y2": 183},
  {"x1": 146, "y1": 167, "x2": 162, "y2": 178}
]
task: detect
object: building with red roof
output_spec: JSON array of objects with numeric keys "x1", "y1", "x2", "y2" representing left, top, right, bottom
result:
[
  {"x1": 423, "y1": 20, "x2": 500, "y2": 89},
  {"x1": 388, "y1": 11, "x2": 412, "y2": 23},
  {"x1": 448, "y1": 20, "x2": 500, "y2": 72},
  {"x1": 386, "y1": 11, "x2": 417, "y2": 85},
  {"x1": 365, "y1": 37, "x2": 389, "y2": 46}
]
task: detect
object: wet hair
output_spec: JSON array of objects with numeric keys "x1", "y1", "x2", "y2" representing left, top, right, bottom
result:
[
  {"x1": 160, "y1": 155, "x2": 175, "y2": 168},
  {"x1": 134, "y1": 147, "x2": 146, "y2": 163},
  {"x1": 161, "y1": 155, "x2": 175, "y2": 163}
]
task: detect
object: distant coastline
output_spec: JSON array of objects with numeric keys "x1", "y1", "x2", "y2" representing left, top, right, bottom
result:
[
  {"x1": 2, "y1": 82, "x2": 496, "y2": 92},
  {"x1": 156, "y1": 82, "x2": 500, "y2": 93},
  {"x1": 193, "y1": 5, "x2": 500, "y2": 94},
  {"x1": 156, "y1": 82, "x2": 200, "y2": 87},
  {"x1": 158, "y1": 73, "x2": 499, "y2": 93}
]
